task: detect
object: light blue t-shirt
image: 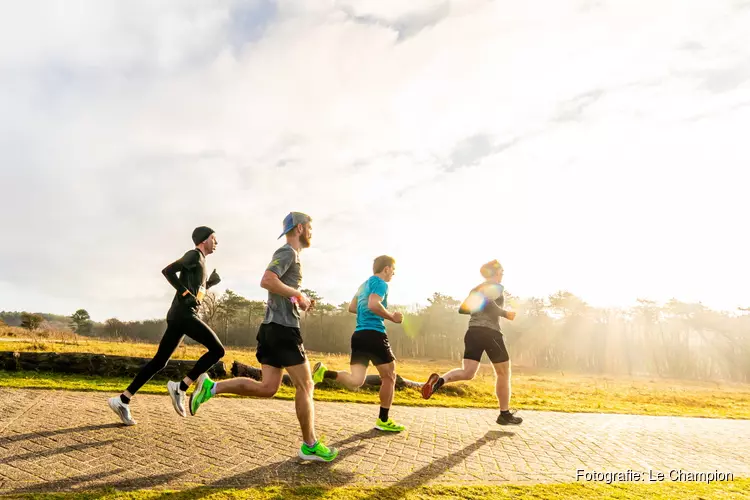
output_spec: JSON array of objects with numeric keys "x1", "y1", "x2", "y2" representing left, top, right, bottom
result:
[{"x1": 355, "y1": 275, "x2": 388, "y2": 333}]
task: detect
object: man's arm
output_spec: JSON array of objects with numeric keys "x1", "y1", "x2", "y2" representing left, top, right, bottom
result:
[
  {"x1": 260, "y1": 270, "x2": 304, "y2": 298},
  {"x1": 161, "y1": 251, "x2": 197, "y2": 297},
  {"x1": 367, "y1": 293, "x2": 402, "y2": 323},
  {"x1": 260, "y1": 247, "x2": 301, "y2": 298},
  {"x1": 484, "y1": 298, "x2": 515, "y2": 319},
  {"x1": 348, "y1": 295, "x2": 358, "y2": 314}
]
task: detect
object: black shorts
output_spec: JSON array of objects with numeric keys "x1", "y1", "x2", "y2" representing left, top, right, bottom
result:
[
  {"x1": 350, "y1": 329, "x2": 396, "y2": 367},
  {"x1": 256, "y1": 322, "x2": 307, "y2": 368},
  {"x1": 463, "y1": 326, "x2": 509, "y2": 364}
]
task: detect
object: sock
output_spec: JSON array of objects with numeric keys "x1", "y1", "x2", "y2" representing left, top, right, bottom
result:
[
  {"x1": 305, "y1": 440, "x2": 318, "y2": 448},
  {"x1": 379, "y1": 407, "x2": 389, "y2": 422},
  {"x1": 210, "y1": 382, "x2": 217, "y2": 396},
  {"x1": 120, "y1": 394, "x2": 131, "y2": 405},
  {"x1": 179, "y1": 381, "x2": 189, "y2": 392},
  {"x1": 434, "y1": 377, "x2": 445, "y2": 391},
  {"x1": 323, "y1": 370, "x2": 338, "y2": 380},
  {"x1": 501, "y1": 410, "x2": 512, "y2": 416}
]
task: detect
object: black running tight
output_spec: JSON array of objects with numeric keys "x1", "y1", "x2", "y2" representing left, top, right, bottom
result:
[{"x1": 125, "y1": 316, "x2": 225, "y2": 396}]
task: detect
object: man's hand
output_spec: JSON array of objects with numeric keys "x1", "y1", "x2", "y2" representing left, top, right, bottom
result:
[
  {"x1": 392, "y1": 311, "x2": 403, "y2": 324},
  {"x1": 292, "y1": 294, "x2": 312, "y2": 311}
]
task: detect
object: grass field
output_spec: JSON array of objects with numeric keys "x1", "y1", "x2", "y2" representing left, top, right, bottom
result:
[
  {"x1": 3, "y1": 480, "x2": 750, "y2": 500},
  {"x1": 2, "y1": 331, "x2": 750, "y2": 419}
]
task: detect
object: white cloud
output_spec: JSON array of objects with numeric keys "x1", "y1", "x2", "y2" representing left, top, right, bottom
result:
[{"x1": 1, "y1": 0, "x2": 749, "y2": 321}]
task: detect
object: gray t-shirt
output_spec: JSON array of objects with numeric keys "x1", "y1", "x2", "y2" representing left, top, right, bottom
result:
[
  {"x1": 263, "y1": 244, "x2": 303, "y2": 328},
  {"x1": 468, "y1": 282, "x2": 505, "y2": 332}
]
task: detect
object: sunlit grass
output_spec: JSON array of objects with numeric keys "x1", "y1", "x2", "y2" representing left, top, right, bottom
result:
[
  {"x1": 2, "y1": 336, "x2": 749, "y2": 419},
  {"x1": 3, "y1": 480, "x2": 749, "y2": 500}
]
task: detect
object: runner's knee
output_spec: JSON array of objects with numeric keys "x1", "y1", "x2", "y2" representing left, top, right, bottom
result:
[
  {"x1": 213, "y1": 345, "x2": 226, "y2": 360},
  {"x1": 495, "y1": 361, "x2": 510, "y2": 378},
  {"x1": 380, "y1": 371, "x2": 396, "y2": 385},
  {"x1": 294, "y1": 377, "x2": 314, "y2": 395},
  {"x1": 258, "y1": 383, "x2": 278, "y2": 397}
]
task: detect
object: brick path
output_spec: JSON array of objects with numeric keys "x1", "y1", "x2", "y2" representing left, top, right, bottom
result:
[{"x1": 0, "y1": 388, "x2": 748, "y2": 493}]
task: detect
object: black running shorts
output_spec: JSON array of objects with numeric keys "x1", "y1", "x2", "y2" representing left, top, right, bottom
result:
[
  {"x1": 256, "y1": 322, "x2": 307, "y2": 368},
  {"x1": 463, "y1": 326, "x2": 510, "y2": 364},
  {"x1": 350, "y1": 329, "x2": 396, "y2": 367}
]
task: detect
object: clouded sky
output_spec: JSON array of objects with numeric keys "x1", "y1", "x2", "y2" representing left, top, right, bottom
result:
[{"x1": 1, "y1": 0, "x2": 749, "y2": 321}]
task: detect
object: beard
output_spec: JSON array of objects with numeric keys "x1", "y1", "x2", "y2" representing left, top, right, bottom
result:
[{"x1": 299, "y1": 232, "x2": 311, "y2": 248}]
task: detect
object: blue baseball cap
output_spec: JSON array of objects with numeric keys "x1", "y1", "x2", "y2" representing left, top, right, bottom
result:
[{"x1": 278, "y1": 212, "x2": 312, "y2": 239}]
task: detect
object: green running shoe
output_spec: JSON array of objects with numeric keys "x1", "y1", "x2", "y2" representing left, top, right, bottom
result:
[
  {"x1": 375, "y1": 418, "x2": 406, "y2": 432},
  {"x1": 189, "y1": 373, "x2": 214, "y2": 416},
  {"x1": 312, "y1": 361, "x2": 327, "y2": 385},
  {"x1": 299, "y1": 438, "x2": 339, "y2": 462}
]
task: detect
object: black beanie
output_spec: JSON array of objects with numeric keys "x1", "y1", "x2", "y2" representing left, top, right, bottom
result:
[{"x1": 192, "y1": 226, "x2": 215, "y2": 245}]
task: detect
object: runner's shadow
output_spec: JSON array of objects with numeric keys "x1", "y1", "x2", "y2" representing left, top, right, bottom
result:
[
  {"x1": 359, "y1": 430, "x2": 514, "y2": 499},
  {"x1": 1, "y1": 439, "x2": 118, "y2": 464},
  {"x1": 9, "y1": 470, "x2": 186, "y2": 495},
  {"x1": 210, "y1": 444, "x2": 365, "y2": 488},
  {"x1": 331, "y1": 428, "x2": 387, "y2": 448},
  {"x1": 0, "y1": 423, "x2": 121, "y2": 446},
  {"x1": 141, "y1": 444, "x2": 367, "y2": 500}
]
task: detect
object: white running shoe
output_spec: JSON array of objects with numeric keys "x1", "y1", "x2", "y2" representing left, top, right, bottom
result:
[
  {"x1": 108, "y1": 396, "x2": 136, "y2": 426},
  {"x1": 167, "y1": 381, "x2": 187, "y2": 417}
]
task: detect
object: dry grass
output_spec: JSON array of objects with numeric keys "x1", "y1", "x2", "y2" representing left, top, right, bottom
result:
[{"x1": 2, "y1": 330, "x2": 750, "y2": 419}]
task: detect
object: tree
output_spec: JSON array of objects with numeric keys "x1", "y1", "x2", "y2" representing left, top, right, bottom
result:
[
  {"x1": 104, "y1": 318, "x2": 125, "y2": 337},
  {"x1": 425, "y1": 292, "x2": 460, "y2": 312},
  {"x1": 548, "y1": 290, "x2": 588, "y2": 318},
  {"x1": 199, "y1": 291, "x2": 221, "y2": 327},
  {"x1": 219, "y1": 290, "x2": 251, "y2": 322},
  {"x1": 216, "y1": 290, "x2": 252, "y2": 343},
  {"x1": 70, "y1": 309, "x2": 93, "y2": 335},
  {"x1": 21, "y1": 312, "x2": 44, "y2": 331}
]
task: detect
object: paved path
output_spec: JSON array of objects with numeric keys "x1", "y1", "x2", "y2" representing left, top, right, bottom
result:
[{"x1": 0, "y1": 388, "x2": 748, "y2": 493}]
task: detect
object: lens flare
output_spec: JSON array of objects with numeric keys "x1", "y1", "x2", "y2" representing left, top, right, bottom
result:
[
  {"x1": 463, "y1": 291, "x2": 487, "y2": 314},
  {"x1": 401, "y1": 314, "x2": 419, "y2": 338}
]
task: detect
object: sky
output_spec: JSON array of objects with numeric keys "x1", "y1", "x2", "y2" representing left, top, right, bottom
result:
[{"x1": 1, "y1": 0, "x2": 749, "y2": 322}]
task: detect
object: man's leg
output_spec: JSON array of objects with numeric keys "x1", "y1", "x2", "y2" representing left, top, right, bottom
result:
[
  {"x1": 181, "y1": 317, "x2": 226, "y2": 386},
  {"x1": 189, "y1": 364, "x2": 283, "y2": 416},
  {"x1": 328, "y1": 363, "x2": 368, "y2": 390},
  {"x1": 493, "y1": 360, "x2": 522, "y2": 425},
  {"x1": 315, "y1": 331, "x2": 367, "y2": 389},
  {"x1": 215, "y1": 364, "x2": 283, "y2": 397},
  {"x1": 109, "y1": 321, "x2": 183, "y2": 425},
  {"x1": 494, "y1": 361, "x2": 511, "y2": 411},
  {"x1": 286, "y1": 362, "x2": 339, "y2": 462},
  {"x1": 423, "y1": 329, "x2": 483, "y2": 399},
  {"x1": 422, "y1": 359, "x2": 480, "y2": 399},
  {"x1": 168, "y1": 317, "x2": 226, "y2": 417},
  {"x1": 373, "y1": 361, "x2": 405, "y2": 431},
  {"x1": 486, "y1": 333, "x2": 521, "y2": 425},
  {"x1": 285, "y1": 362, "x2": 316, "y2": 445}
]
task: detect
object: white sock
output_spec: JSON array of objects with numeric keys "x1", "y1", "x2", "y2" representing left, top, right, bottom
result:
[{"x1": 210, "y1": 383, "x2": 217, "y2": 396}]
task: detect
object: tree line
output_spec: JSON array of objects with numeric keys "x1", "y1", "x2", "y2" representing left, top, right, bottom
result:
[{"x1": 3, "y1": 289, "x2": 749, "y2": 382}]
